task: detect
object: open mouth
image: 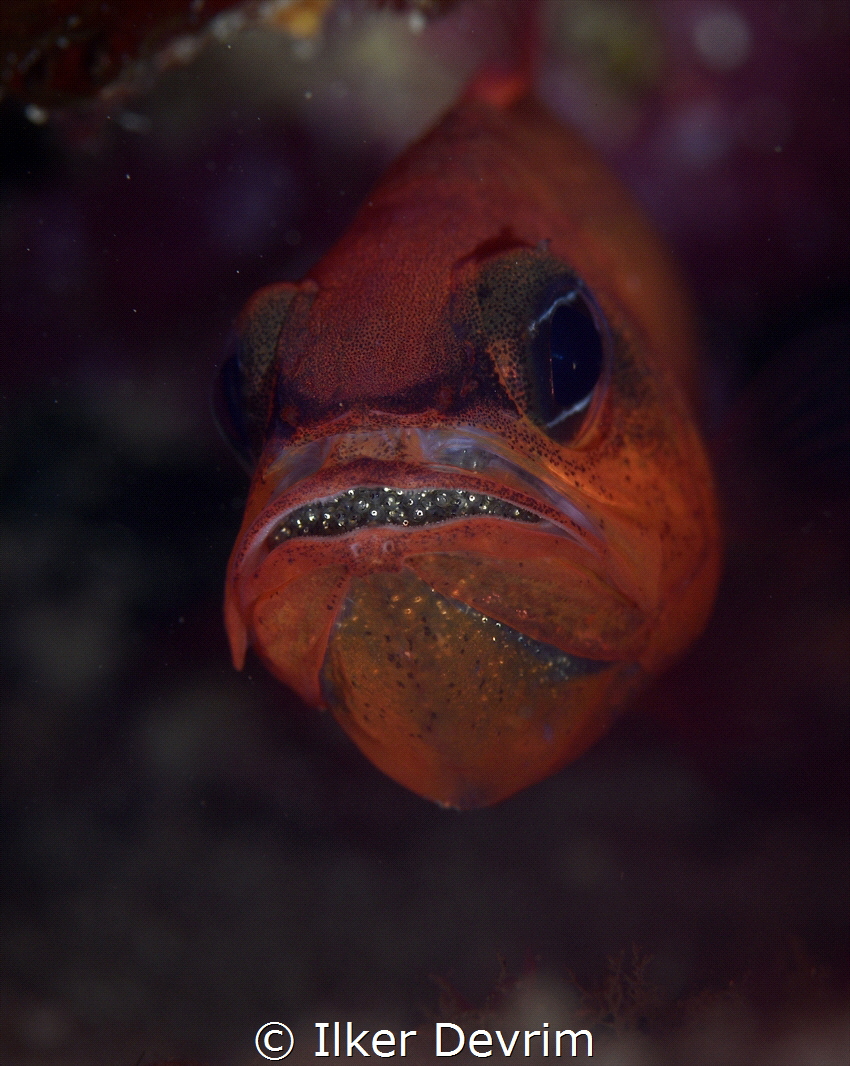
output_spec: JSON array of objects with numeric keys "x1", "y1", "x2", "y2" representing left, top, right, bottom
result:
[
  {"x1": 258, "y1": 426, "x2": 606, "y2": 552},
  {"x1": 267, "y1": 486, "x2": 541, "y2": 546}
]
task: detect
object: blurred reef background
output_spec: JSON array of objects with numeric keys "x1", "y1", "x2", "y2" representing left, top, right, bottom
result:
[{"x1": 1, "y1": 1, "x2": 848, "y2": 1063}]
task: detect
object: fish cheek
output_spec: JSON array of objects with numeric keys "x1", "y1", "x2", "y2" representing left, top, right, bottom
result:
[
  {"x1": 251, "y1": 564, "x2": 351, "y2": 707},
  {"x1": 319, "y1": 568, "x2": 627, "y2": 809}
]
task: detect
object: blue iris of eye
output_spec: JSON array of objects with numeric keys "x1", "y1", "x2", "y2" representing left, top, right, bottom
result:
[{"x1": 548, "y1": 297, "x2": 604, "y2": 422}]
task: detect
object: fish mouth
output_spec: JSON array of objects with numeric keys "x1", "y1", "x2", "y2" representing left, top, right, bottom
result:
[
  {"x1": 236, "y1": 424, "x2": 614, "y2": 583},
  {"x1": 227, "y1": 424, "x2": 649, "y2": 696},
  {"x1": 259, "y1": 425, "x2": 604, "y2": 546},
  {"x1": 266, "y1": 485, "x2": 541, "y2": 545}
]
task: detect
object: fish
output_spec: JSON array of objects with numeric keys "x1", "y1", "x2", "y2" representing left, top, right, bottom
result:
[{"x1": 216, "y1": 65, "x2": 722, "y2": 809}]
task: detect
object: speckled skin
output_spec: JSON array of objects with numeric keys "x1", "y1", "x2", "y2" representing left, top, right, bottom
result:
[{"x1": 224, "y1": 90, "x2": 721, "y2": 808}]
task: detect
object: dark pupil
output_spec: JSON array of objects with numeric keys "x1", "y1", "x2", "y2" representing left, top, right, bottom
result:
[{"x1": 548, "y1": 297, "x2": 604, "y2": 420}]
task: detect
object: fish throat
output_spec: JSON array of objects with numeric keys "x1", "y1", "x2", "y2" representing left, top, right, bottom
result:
[{"x1": 321, "y1": 568, "x2": 614, "y2": 810}]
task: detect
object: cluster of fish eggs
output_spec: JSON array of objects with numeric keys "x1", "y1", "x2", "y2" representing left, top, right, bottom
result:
[{"x1": 267, "y1": 487, "x2": 540, "y2": 545}]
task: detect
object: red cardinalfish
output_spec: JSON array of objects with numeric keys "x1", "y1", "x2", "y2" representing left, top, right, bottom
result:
[{"x1": 216, "y1": 64, "x2": 722, "y2": 809}]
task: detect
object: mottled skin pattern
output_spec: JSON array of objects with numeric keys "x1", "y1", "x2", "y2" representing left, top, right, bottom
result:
[{"x1": 224, "y1": 88, "x2": 721, "y2": 808}]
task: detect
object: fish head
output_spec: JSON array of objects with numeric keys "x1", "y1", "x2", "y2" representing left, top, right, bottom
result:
[{"x1": 219, "y1": 97, "x2": 721, "y2": 808}]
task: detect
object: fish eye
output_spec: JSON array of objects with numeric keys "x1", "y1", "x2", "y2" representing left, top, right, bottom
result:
[
  {"x1": 212, "y1": 282, "x2": 304, "y2": 470},
  {"x1": 531, "y1": 287, "x2": 607, "y2": 441},
  {"x1": 213, "y1": 335, "x2": 254, "y2": 471}
]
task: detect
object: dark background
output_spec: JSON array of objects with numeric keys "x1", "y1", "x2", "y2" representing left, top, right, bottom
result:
[{"x1": 2, "y1": 1, "x2": 848, "y2": 1063}]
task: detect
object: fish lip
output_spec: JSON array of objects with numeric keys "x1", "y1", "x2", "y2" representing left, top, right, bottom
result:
[
  {"x1": 239, "y1": 472, "x2": 576, "y2": 582},
  {"x1": 260, "y1": 426, "x2": 603, "y2": 542},
  {"x1": 235, "y1": 425, "x2": 609, "y2": 578},
  {"x1": 227, "y1": 426, "x2": 651, "y2": 673},
  {"x1": 418, "y1": 425, "x2": 602, "y2": 540}
]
